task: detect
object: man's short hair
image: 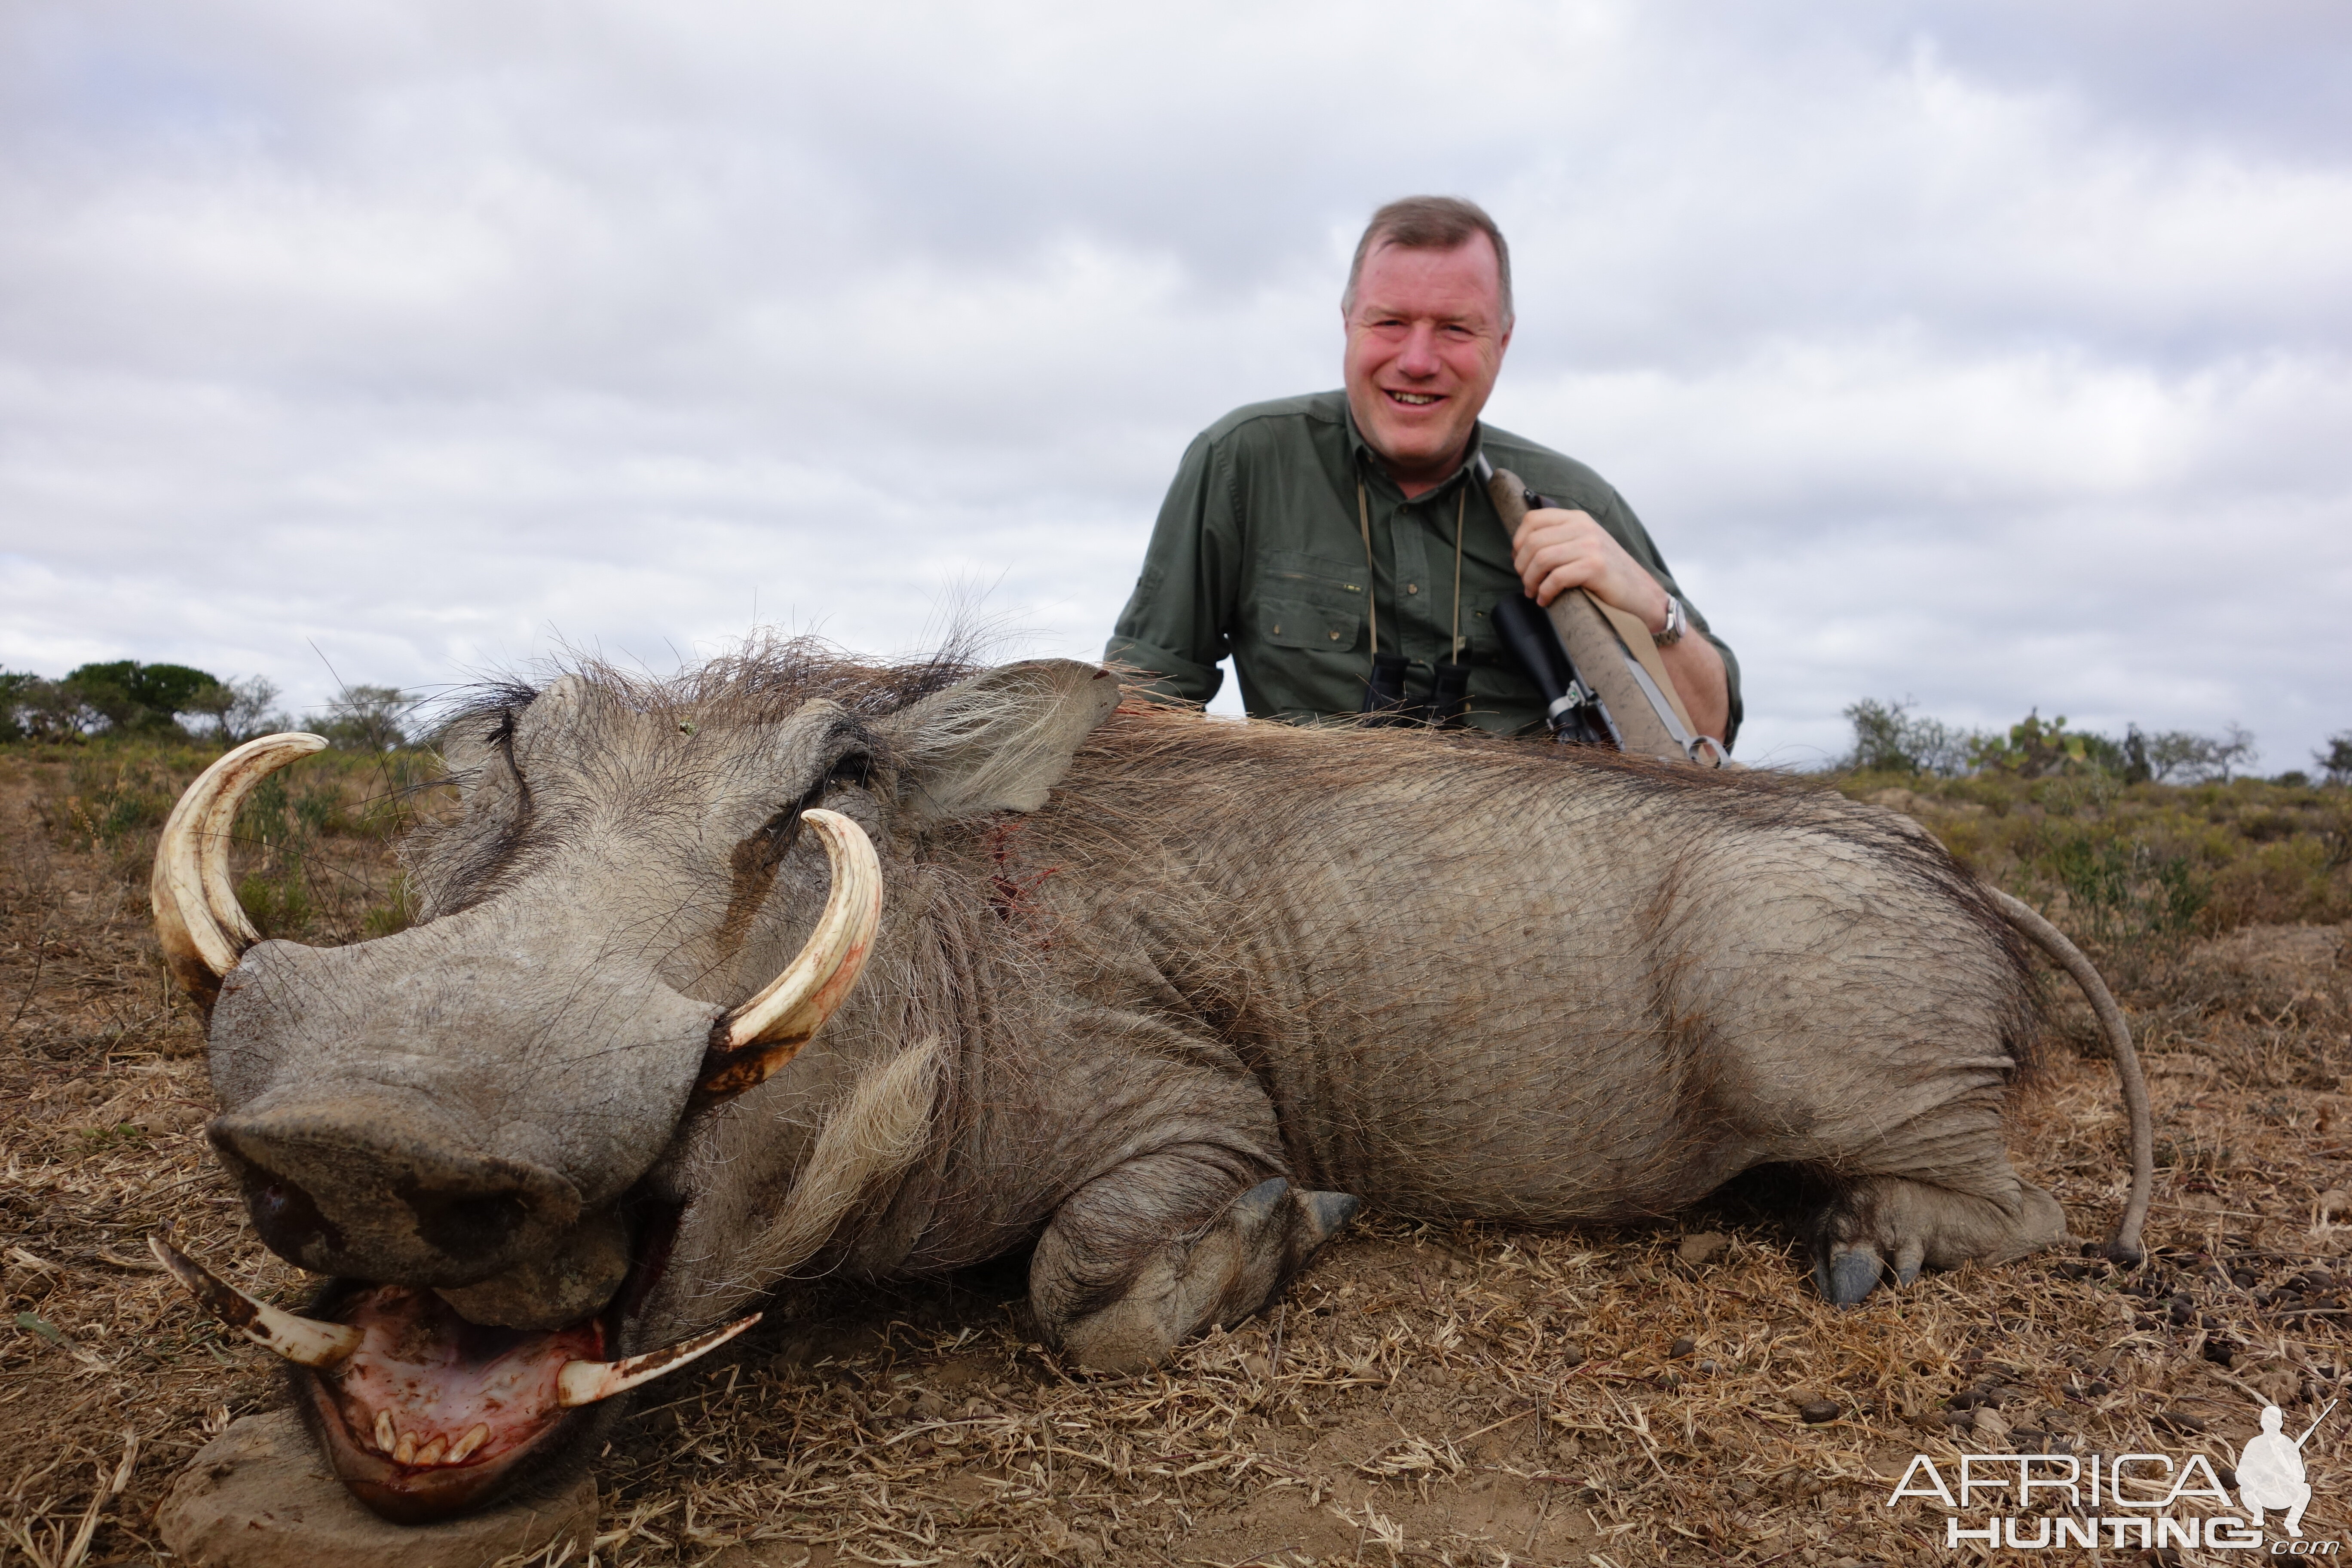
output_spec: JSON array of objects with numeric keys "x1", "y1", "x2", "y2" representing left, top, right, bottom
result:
[{"x1": 1341, "y1": 196, "x2": 1514, "y2": 328}]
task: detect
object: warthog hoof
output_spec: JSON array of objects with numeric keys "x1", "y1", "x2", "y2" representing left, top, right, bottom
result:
[
  {"x1": 1038, "y1": 1175, "x2": 1362, "y2": 1373},
  {"x1": 1808, "y1": 1173, "x2": 2067, "y2": 1308}
]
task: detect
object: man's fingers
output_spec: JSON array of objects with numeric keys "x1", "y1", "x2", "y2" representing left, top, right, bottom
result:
[
  {"x1": 1532, "y1": 562, "x2": 1601, "y2": 607},
  {"x1": 1518, "y1": 536, "x2": 1602, "y2": 599},
  {"x1": 1513, "y1": 504, "x2": 1596, "y2": 542}
]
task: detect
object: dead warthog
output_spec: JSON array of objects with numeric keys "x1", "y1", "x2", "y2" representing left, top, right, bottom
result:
[{"x1": 145, "y1": 646, "x2": 2149, "y2": 1525}]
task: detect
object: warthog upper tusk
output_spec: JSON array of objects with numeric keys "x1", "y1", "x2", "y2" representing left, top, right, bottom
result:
[
  {"x1": 554, "y1": 1312, "x2": 761, "y2": 1407},
  {"x1": 695, "y1": 808, "x2": 882, "y2": 1102},
  {"x1": 148, "y1": 1232, "x2": 361, "y2": 1369},
  {"x1": 150, "y1": 732, "x2": 328, "y2": 1004}
]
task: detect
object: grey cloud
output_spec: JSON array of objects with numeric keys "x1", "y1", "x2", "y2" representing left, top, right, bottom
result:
[{"x1": 1, "y1": 0, "x2": 2346, "y2": 766}]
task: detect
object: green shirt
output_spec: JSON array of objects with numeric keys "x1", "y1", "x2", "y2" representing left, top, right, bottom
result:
[{"x1": 1105, "y1": 390, "x2": 1743, "y2": 745}]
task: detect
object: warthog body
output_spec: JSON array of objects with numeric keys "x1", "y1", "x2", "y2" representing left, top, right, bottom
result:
[{"x1": 174, "y1": 649, "x2": 2130, "y2": 1521}]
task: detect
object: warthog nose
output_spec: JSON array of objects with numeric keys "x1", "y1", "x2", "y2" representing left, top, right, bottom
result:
[
  {"x1": 247, "y1": 1174, "x2": 343, "y2": 1263},
  {"x1": 210, "y1": 1100, "x2": 584, "y2": 1286}
]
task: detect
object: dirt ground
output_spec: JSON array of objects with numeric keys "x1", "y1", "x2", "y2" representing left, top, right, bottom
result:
[{"x1": 2, "y1": 750, "x2": 2348, "y2": 1566}]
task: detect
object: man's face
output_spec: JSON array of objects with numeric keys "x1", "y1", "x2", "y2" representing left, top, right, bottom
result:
[{"x1": 1342, "y1": 235, "x2": 1512, "y2": 493}]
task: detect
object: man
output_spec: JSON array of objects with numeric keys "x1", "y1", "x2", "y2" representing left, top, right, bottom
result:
[{"x1": 1106, "y1": 196, "x2": 1738, "y2": 745}]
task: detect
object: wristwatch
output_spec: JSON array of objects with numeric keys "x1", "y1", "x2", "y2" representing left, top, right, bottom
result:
[{"x1": 1653, "y1": 595, "x2": 1687, "y2": 647}]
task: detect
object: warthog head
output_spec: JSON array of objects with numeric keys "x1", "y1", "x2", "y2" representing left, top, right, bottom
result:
[{"x1": 147, "y1": 649, "x2": 1120, "y2": 1522}]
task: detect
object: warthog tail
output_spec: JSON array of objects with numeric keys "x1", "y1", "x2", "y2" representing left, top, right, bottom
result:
[{"x1": 1991, "y1": 889, "x2": 2153, "y2": 1265}]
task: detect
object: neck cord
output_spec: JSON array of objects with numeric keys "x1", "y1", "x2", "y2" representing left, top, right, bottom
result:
[{"x1": 1449, "y1": 486, "x2": 1466, "y2": 662}]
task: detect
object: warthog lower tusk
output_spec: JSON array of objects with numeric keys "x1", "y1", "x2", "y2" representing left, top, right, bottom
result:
[
  {"x1": 554, "y1": 1312, "x2": 761, "y2": 1407},
  {"x1": 149, "y1": 1232, "x2": 362, "y2": 1369},
  {"x1": 150, "y1": 732, "x2": 328, "y2": 1005},
  {"x1": 694, "y1": 808, "x2": 883, "y2": 1102}
]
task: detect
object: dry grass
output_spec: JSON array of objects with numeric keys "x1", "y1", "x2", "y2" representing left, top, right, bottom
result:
[{"x1": 1, "y1": 742, "x2": 2348, "y2": 1566}]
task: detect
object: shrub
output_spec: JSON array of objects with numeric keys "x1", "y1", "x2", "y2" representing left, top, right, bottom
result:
[
  {"x1": 1839, "y1": 697, "x2": 1978, "y2": 776},
  {"x1": 1, "y1": 671, "x2": 93, "y2": 741},
  {"x1": 1969, "y1": 710, "x2": 2125, "y2": 780},
  {"x1": 321, "y1": 684, "x2": 420, "y2": 752}
]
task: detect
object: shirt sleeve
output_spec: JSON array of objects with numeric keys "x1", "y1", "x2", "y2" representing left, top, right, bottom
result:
[
  {"x1": 1589, "y1": 486, "x2": 1745, "y2": 751},
  {"x1": 1104, "y1": 429, "x2": 1242, "y2": 706}
]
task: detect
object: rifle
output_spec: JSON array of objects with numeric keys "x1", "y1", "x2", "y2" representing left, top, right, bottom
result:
[{"x1": 1477, "y1": 455, "x2": 1727, "y2": 767}]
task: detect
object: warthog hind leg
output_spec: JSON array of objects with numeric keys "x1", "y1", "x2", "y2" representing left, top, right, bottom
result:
[
  {"x1": 1032, "y1": 1173, "x2": 1360, "y2": 1373},
  {"x1": 1807, "y1": 1173, "x2": 2066, "y2": 1308}
]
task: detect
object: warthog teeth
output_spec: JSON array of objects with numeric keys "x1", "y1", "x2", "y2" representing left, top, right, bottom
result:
[
  {"x1": 446, "y1": 1423, "x2": 490, "y2": 1464},
  {"x1": 370, "y1": 1416, "x2": 493, "y2": 1467},
  {"x1": 148, "y1": 1232, "x2": 361, "y2": 1369},
  {"x1": 554, "y1": 1312, "x2": 762, "y2": 1408}
]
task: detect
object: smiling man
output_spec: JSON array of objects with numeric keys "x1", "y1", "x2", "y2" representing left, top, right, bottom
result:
[{"x1": 1107, "y1": 195, "x2": 1738, "y2": 744}]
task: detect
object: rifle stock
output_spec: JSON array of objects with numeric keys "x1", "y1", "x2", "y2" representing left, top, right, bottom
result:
[{"x1": 1482, "y1": 462, "x2": 1721, "y2": 768}]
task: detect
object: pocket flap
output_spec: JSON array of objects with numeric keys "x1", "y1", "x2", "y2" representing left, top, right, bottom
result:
[{"x1": 1258, "y1": 597, "x2": 1361, "y2": 650}]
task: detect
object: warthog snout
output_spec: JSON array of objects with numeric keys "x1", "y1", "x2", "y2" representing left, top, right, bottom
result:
[{"x1": 209, "y1": 1093, "x2": 586, "y2": 1284}]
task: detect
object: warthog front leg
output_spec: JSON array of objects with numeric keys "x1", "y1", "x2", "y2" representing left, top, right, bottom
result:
[
  {"x1": 1031, "y1": 1163, "x2": 1360, "y2": 1373},
  {"x1": 1807, "y1": 1171, "x2": 2067, "y2": 1307}
]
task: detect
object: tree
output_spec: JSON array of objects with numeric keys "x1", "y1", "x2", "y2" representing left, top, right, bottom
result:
[
  {"x1": 320, "y1": 684, "x2": 416, "y2": 751},
  {"x1": 0, "y1": 671, "x2": 80, "y2": 741},
  {"x1": 61, "y1": 660, "x2": 224, "y2": 735},
  {"x1": 184, "y1": 675, "x2": 293, "y2": 744},
  {"x1": 2213, "y1": 722, "x2": 2258, "y2": 783},
  {"x1": 2313, "y1": 731, "x2": 2352, "y2": 788},
  {"x1": 1841, "y1": 698, "x2": 1976, "y2": 776}
]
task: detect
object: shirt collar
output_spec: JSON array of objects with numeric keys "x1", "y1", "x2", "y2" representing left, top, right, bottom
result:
[{"x1": 1344, "y1": 400, "x2": 1486, "y2": 502}]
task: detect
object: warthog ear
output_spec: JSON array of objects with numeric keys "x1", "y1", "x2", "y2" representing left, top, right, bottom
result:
[
  {"x1": 436, "y1": 716, "x2": 510, "y2": 804},
  {"x1": 876, "y1": 660, "x2": 1121, "y2": 821}
]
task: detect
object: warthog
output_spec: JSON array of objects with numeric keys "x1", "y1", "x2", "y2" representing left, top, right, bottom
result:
[{"x1": 147, "y1": 647, "x2": 2150, "y2": 1525}]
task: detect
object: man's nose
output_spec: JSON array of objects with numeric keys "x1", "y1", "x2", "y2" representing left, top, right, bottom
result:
[{"x1": 1395, "y1": 322, "x2": 1442, "y2": 377}]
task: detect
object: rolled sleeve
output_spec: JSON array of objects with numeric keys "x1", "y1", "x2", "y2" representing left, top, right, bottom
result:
[
  {"x1": 1588, "y1": 485, "x2": 1744, "y2": 751},
  {"x1": 1105, "y1": 432, "x2": 1241, "y2": 707}
]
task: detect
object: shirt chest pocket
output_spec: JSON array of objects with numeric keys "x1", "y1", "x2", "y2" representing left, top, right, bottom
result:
[
  {"x1": 1259, "y1": 550, "x2": 1367, "y2": 608},
  {"x1": 1258, "y1": 596, "x2": 1362, "y2": 650}
]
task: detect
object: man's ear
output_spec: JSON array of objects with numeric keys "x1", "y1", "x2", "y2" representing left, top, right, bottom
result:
[{"x1": 875, "y1": 660, "x2": 1122, "y2": 821}]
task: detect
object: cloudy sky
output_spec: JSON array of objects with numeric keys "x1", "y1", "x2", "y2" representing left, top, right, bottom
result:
[{"x1": 3, "y1": 0, "x2": 2348, "y2": 767}]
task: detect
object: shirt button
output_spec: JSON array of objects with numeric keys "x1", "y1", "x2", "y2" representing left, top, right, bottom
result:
[
  {"x1": 1328, "y1": 631, "x2": 1341, "y2": 641},
  {"x1": 1406, "y1": 583, "x2": 1420, "y2": 595}
]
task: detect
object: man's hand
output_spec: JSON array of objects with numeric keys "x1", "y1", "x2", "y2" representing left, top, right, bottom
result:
[
  {"x1": 1512, "y1": 507, "x2": 1669, "y2": 625},
  {"x1": 1511, "y1": 506, "x2": 1732, "y2": 744}
]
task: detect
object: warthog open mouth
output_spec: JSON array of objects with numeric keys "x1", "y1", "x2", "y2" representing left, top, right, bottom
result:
[
  {"x1": 154, "y1": 1213, "x2": 761, "y2": 1521},
  {"x1": 301, "y1": 1281, "x2": 611, "y2": 1522},
  {"x1": 147, "y1": 734, "x2": 884, "y2": 1523}
]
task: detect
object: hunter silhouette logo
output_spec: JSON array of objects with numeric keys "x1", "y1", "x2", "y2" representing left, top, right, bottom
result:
[{"x1": 2238, "y1": 1400, "x2": 2333, "y2": 1537}]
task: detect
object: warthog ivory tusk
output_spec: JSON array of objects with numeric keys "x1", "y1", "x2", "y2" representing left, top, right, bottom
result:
[
  {"x1": 148, "y1": 1232, "x2": 361, "y2": 1369},
  {"x1": 695, "y1": 808, "x2": 882, "y2": 1102},
  {"x1": 150, "y1": 732, "x2": 328, "y2": 1003},
  {"x1": 554, "y1": 1312, "x2": 761, "y2": 1407}
]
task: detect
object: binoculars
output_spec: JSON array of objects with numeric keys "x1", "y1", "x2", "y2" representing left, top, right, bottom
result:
[{"x1": 1360, "y1": 652, "x2": 1473, "y2": 728}]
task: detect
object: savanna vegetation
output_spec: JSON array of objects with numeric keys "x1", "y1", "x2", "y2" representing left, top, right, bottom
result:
[{"x1": 0, "y1": 684, "x2": 2345, "y2": 1566}]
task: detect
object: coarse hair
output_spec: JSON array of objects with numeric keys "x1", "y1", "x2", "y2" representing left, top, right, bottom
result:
[{"x1": 1341, "y1": 195, "x2": 1514, "y2": 328}]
